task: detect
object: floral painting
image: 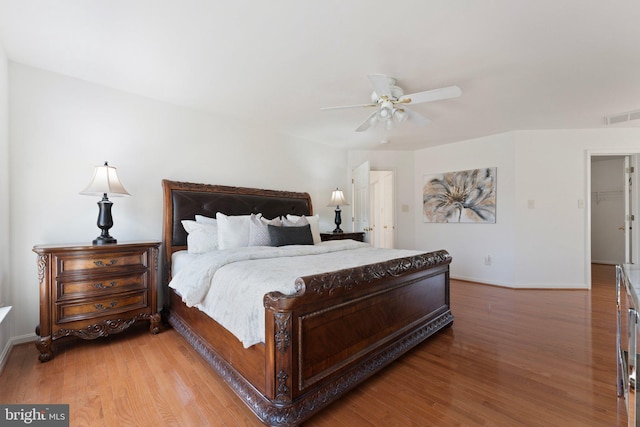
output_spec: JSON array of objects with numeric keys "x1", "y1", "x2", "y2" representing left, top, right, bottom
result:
[{"x1": 423, "y1": 167, "x2": 496, "y2": 223}]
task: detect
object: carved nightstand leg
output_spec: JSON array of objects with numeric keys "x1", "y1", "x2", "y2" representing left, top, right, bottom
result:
[
  {"x1": 36, "y1": 336, "x2": 53, "y2": 363},
  {"x1": 149, "y1": 313, "x2": 161, "y2": 334}
]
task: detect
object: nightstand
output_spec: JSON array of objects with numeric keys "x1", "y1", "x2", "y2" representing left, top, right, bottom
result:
[
  {"x1": 33, "y1": 241, "x2": 161, "y2": 362},
  {"x1": 320, "y1": 232, "x2": 365, "y2": 242}
]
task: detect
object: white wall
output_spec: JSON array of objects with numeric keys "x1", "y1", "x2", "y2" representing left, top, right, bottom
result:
[
  {"x1": 0, "y1": 43, "x2": 8, "y2": 307},
  {"x1": 348, "y1": 150, "x2": 415, "y2": 249},
  {"x1": 415, "y1": 129, "x2": 640, "y2": 288},
  {"x1": 414, "y1": 133, "x2": 517, "y2": 286},
  {"x1": 8, "y1": 62, "x2": 348, "y2": 339},
  {"x1": 0, "y1": 43, "x2": 11, "y2": 369}
]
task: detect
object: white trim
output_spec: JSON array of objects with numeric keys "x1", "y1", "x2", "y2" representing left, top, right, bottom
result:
[
  {"x1": 586, "y1": 148, "x2": 640, "y2": 289},
  {"x1": 11, "y1": 332, "x2": 37, "y2": 345},
  {"x1": 450, "y1": 274, "x2": 509, "y2": 287},
  {"x1": 0, "y1": 306, "x2": 11, "y2": 374},
  {"x1": 451, "y1": 275, "x2": 588, "y2": 289},
  {"x1": 0, "y1": 334, "x2": 37, "y2": 375}
]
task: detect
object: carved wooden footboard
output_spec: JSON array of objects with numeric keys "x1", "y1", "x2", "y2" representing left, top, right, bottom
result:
[{"x1": 260, "y1": 250, "x2": 453, "y2": 425}]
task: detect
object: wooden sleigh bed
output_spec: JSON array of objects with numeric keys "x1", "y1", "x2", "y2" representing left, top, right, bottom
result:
[{"x1": 161, "y1": 179, "x2": 454, "y2": 426}]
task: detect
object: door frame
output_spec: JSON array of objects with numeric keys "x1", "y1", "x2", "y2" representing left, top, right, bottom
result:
[
  {"x1": 586, "y1": 149, "x2": 640, "y2": 287},
  {"x1": 351, "y1": 163, "x2": 398, "y2": 248}
]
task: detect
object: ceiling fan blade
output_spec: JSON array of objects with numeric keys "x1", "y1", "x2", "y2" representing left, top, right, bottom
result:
[
  {"x1": 404, "y1": 107, "x2": 431, "y2": 126},
  {"x1": 368, "y1": 74, "x2": 393, "y2": 98},
  {"x1": 355, "y1": 111, "x2": 379, "y2": 132},
  {"x1": 401, "y1": 86, "x2": 461, "y2": 104},
  {"x1": 320, "y1": 103, "x2": 377, "y2": 111}
]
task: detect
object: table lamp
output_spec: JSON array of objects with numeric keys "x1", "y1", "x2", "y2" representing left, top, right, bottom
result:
[
  {"x1": 327, "y1": 188, "x2": 348, "y2": 233},
  {"x1": 80, "y1": 161, "x2": 130, "y2": 245}
]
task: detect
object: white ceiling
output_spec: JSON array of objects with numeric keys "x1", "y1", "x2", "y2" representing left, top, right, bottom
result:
[{"x1": 1, "y1": 0, "x2": 639, "y2": 151}]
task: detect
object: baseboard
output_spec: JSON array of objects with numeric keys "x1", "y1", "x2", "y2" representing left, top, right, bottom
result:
[
  {"x1": 450, "y1": 275, "x2": 588, "y2": 289},
  {"x1": 0, "y1": 332, "x2": 37, "y2": 375},
  {"x1": 450, "y1": 275, "x2": 510, "y2": 288},
  {"x1": 11, "y1": 332, "x2": 37, "y2": 345}
]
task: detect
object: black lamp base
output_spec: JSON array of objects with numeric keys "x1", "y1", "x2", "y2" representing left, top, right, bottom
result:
[
  {"x1": 92, "y1": 196, "x2": 118, "y2": 245},
  {"x1": 333, "y1": 207, "x2": 344, "y2": 233},
  {"x1": 93, "y1": 235, "x2": 117, "y2": 245}
]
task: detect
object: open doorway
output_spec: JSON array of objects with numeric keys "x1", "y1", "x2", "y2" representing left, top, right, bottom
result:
[
  {"x1": 587, "y1": 152, "x2": 639, "y2": 287},
  {"x1": 591, "y1": 156, "x2": 627, "y2": 264},
  {"x1": 352, "y1": 162, "x2": 396, "y2": 248}
]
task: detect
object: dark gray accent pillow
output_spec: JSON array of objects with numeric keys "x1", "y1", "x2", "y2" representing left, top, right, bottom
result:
[{"x1": 268, "y1": 224, "x2": 314, "y2": 246}]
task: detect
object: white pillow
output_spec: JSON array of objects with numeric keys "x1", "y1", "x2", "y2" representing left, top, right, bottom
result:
[
  {"x1": 216, "y1": 212, "x2": 257, "y2": 249},
  {"x1": 181, "y1": 220, "x2": 218, "y2": 254},
  {"x1": 282, "y1": 216, "x2": 309, "y2": 227},
  {"x1": 195, "y1": 215, "x2": 217, "y2": 225},
  {"x1": 286, "y1": 214, "x2": 321, "y2": 244},
  {"x1": 249, "y1": 214, "x2": 282, "y2": 246}
]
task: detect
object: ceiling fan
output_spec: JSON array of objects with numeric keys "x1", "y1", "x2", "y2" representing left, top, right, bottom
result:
[{"x1": 321, "y1": 74, "x2": 461, "y2": 132}]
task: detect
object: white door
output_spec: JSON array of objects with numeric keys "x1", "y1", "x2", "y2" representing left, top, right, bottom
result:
[
  {"x1": 381, "y1": 171, "x2": 395, "y2": 248},
  {"x1": 370, "y1": 179, "x2": 380, "y2": 246},
  {"x1": 352, "y1": 161, "x2": 370, "y2": 243}
]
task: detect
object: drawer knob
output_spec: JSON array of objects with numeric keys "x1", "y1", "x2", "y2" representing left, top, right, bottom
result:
[
  {"x1": 93, "y1": 281, "x2": 117, "y2": 289},
  {"x1": 95, "y1": 301, "x2": 118, "y2": 310},
  {"x1": 94, "y1": 259, "x2": 118, "y2": 267}
]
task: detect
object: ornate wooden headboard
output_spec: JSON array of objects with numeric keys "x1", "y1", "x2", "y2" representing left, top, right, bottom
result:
[{"x1": 161, "y1": 179, "x2": 313, "y2": 285}]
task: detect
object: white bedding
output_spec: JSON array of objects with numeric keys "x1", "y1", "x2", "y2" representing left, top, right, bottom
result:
[
  {"x1": 171, "y1": 250, "x2": 193, "y2": 275},
  {"x1": 169, "y1": 240, "x2": 424, "y2": 348}
]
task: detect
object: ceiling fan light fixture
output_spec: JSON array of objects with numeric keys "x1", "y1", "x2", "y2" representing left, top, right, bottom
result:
[
  {"x1": 393, "y1": 108, "x2": 408, "y2": 123},
  {"x1": 385, "y1": 117, "x2": 395, "y2": 130},
  {"x1": 381, "y1": 100, "x2": 394, "y2": 110},
  {"x1": 321, "y1": 74, "x2": 460, "y2": 133}
]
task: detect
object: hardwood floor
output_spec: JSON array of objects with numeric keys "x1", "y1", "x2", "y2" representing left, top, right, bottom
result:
[{"x1": 0, "y1": 264, "x2": 625, "y2": 426}]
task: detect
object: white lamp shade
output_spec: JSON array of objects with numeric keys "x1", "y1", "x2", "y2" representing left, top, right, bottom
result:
[
  {"x1": 328, "y1": 189, "x2": 348, "y2": 207},
  {"x1": 80, "y1": 162, "x2": 130, "y2": 197}
]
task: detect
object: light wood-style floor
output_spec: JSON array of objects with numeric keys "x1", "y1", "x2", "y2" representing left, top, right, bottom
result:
[{"x1": 0, "y1": 265, "x2": 625, "y2": 426}]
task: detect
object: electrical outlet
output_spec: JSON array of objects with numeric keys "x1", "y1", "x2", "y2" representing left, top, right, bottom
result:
[{"x1": 484, "y1": 255, "x2": 492, "y2": 266}]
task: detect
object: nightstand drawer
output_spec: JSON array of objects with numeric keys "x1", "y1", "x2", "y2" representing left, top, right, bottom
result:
[
  {"x1": 57, "y1": 272, "x2": 148, "y2": 300},
  {"x1": 56, "y1": 291, "x2": 148, "y2": 323},
  {"x1": 56, "y1": 251, "x2": 148, "y2": 274}
]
